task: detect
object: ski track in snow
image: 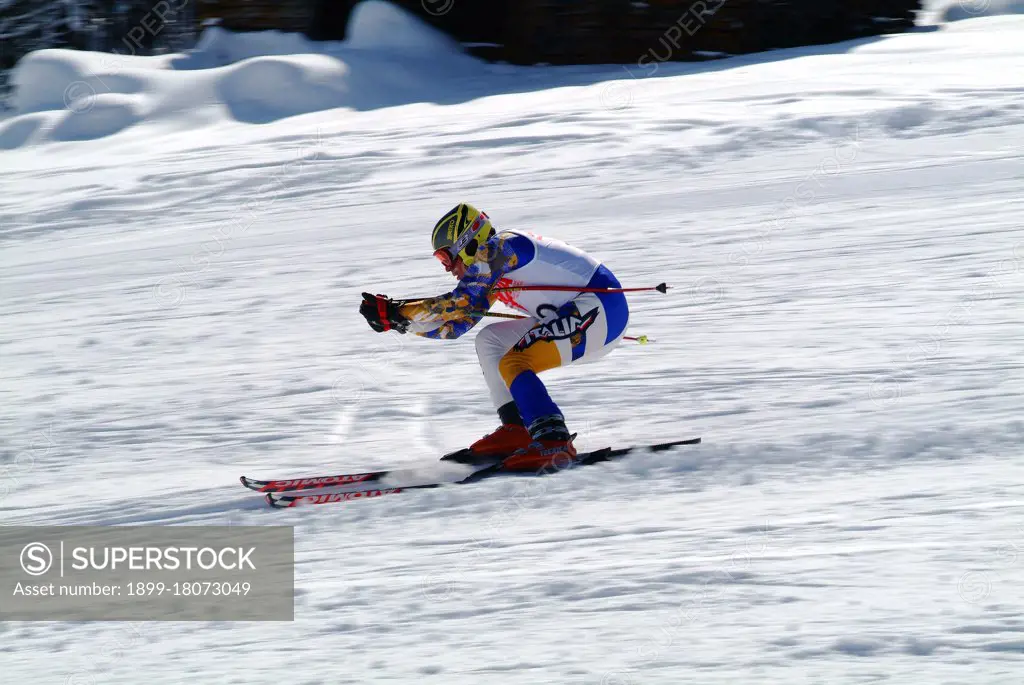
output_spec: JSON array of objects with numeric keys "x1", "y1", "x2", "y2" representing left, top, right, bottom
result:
[{"x1": 3, "y1": 14, "x2": 1024, "y2": 685}]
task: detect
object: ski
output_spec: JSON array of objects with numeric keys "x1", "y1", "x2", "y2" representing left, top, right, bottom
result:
[
  {"x1": 262, "y1": 437, "x2": 700, "y2": 509},
  {"x1": 242, "y1": 469, "x2": 401, "y2": 493},
  {"x1": 239, "y1": 447, "x2": 485, "y2": 493},
  {"x1": 266, "y1": 482, "x2": 438, "y2": 508}
]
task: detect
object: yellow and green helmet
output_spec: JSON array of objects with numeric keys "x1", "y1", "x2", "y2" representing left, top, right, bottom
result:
[{"x1": 431, "y1": 203, "x2": 495, "y2": 269}]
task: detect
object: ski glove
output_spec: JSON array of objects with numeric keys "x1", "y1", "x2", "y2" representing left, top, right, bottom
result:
[{"x1": 359, "y1": 292, "x2": 409, "y2": 333}]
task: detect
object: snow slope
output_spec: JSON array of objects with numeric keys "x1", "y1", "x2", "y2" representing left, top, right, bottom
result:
[{"x1": 3, "y1": 7, "x2": 1024, "y2": 685}]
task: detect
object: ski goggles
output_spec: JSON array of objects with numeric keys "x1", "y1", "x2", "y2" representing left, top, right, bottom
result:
[{"x1": 433, "y1": 247, "x2": 458, "y2": 272}]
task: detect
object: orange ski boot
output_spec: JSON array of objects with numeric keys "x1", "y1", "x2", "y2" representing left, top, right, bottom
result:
[
  {"x1": 501, "y1": 414, "x2": 577, "y2": 472},
  {"x1": 501, "y1": 438, "x2": 577, "y2": 472},
  {"x1": 469, "y1": 423, "x2": 533, "y2": 457}
]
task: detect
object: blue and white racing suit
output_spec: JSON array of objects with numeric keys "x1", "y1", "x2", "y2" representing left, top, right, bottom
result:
[{"x1": 399, "y1": 230, "x2": 629, "y2": 427}]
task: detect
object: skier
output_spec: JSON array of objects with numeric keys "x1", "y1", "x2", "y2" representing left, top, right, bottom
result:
[{"x1": 358, "y1": 203, "x2": 629, "y2": 471}]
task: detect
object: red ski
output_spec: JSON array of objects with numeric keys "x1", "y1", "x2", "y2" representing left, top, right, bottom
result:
[
  {"x1": 241, "y1": 470, "x2": 393, "y2": 493},
  {"x1": 240, "y1": 446, "x2": 490, "y2": 493},
  {"x1": 260, "y1": 438, "x2": 700, "y2": 509}
]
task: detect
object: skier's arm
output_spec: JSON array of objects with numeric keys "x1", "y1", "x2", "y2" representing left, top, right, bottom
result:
[{"x1": 398, "y1": 235, "x2": 525, "y2": 340}]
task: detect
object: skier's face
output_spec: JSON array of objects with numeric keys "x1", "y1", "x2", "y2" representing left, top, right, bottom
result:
[
  {"x1": 434, "y1": 248, "x2": 467, "y2": 279},
  {"x1": 451, "y1": 259, "x2": 468, "y2": 279}
]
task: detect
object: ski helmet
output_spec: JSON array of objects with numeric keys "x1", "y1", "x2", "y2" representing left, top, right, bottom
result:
[{"x1": 431, "y1": 203, "x2": 495, "y2": 270}]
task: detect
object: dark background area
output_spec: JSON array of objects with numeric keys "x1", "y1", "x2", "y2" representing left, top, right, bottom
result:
[{"x1": 1, "y1": 0, "x2": 922, "y2": 106}]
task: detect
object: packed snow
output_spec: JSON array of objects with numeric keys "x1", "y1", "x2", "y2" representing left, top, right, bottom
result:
[{"x1": 2, "y1": 2, "x2": 1023, "y2": 683}]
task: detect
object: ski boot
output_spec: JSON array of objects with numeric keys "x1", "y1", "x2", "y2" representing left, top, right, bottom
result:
[
  {"x1": 470, "y1": 423, "x2": 533, "y2": 456},
  {"x1": 442, "y1": 403, "x2": 533, "y2": 464},
  {"x1": 502, "y1": 414, "x2": 577, "y2": 472},
  {"x1": 441, "y1": 424, "x2": 531, "y2": 465}
]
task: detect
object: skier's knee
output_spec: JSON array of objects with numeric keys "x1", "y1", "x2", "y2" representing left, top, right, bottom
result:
[
  {"x1": 498, "y1": 341, "x2": 561, "y2": 386},
  {"x1": 475, "y1": 325, "x2": 497, "y2": 360}
]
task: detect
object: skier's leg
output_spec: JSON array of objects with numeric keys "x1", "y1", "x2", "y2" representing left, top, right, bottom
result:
[
  {"x1": 474, "y1": 317, "x2": 539, "y2": 417},
  {"x1": 498, "y1": 344, "x2": 564, "y2": 428},
  {"x1": 500, "y1": 288, "x2": 629, "y2": 470},
  {"x1": 471, "y1": 317, "x2": 541, "y2": 454},
  {"x1": 504, "y1": 289, "x2": 629, "y2": 418}
]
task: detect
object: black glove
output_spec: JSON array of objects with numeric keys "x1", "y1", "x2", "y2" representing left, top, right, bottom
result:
[{"x1": 359, "y1": 293, "x2": 409, "y2": 333}]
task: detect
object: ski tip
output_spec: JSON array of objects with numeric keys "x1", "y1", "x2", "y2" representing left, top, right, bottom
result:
[
  {"x1": 650, "y1": 437, "x2": 701, "y2": 451},
  {"x1": 440, "y1": 448, "x2": 473, "y2": 463},
  {"x1": 441, "y1": 448, "x2": 508, "y2": 467},
  {"x1": 265, "y1": 493, "x2": 286, "y2": 509},
  {"x1": 240, "y1": 476, "x2": 267, "y2": 492},
  {"x1": 656, "y1": 282, "x2": 668, "y2": 293}
]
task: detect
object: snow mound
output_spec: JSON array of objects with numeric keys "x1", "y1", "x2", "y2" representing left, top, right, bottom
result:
[
  {"x1": 217, "y1": 54, "x2": 351, "y2": 124},
  {"x1": 345, "y1": 0, "x2": 461, "y2": 52},
  {"x1": 12, "y1": 50, "x2": 142, "y2": 113},
  {"x1": 49, "y1": 93, "x2": 144, "y2": 141},
  {"x1": 179, "y1": 1, "x2": 459, "y2": 68},
  {"x1": 179, "y1": 27, "x2": 325, "y2": 70},
  {"x1": 0, "y1": 113, "x2": 49, "y2": 150},
  {"x1": 2, "y1": 0, "x2": 470, "y2": 147}
]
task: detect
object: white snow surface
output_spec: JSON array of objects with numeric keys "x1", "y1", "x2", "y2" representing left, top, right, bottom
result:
[
  {"x1": 928, "y1": 0, "x2": 1024, "y2": 22},
  {"x1": 3, "y1": 10, "x2": 1024, "y2": 685}
]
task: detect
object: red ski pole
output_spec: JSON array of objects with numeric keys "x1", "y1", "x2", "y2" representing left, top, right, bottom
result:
[
  {"x1": 393, "y1": 283, "x2": 666, "y2": 304},
  {"x1": 492, "y1": 282, "x2": 669, "y2": 295}
]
